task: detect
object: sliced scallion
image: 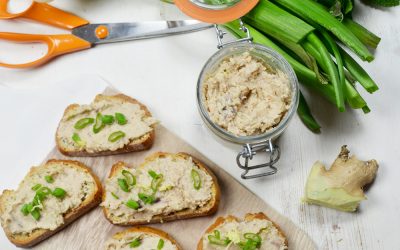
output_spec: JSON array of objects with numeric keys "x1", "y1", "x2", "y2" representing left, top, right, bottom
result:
[
  {"x1": 115, "y1": 112, "x2": 127, "y2": 125},
  {"x1": 122, "y1": 170, "x2": 136, "y2": 186},
  {"x1": 93, "y1": 113, "x2": 104, "y2": 134},
  {"x1": 31, "y1": 184, "x2": 42, "y2": 191},
  {"x1": 52, "y1": 187, "x2": 66, "y2": 198},
  {"x1": 125, "y1": 200, "x2": 140, "y2": 210},
  {"x1": 157, "y1": 239, "x2": 164, "y2": 250},
  {"x1": 74, "y1": 118, "x2": 94, "y2": 130},
  {"x1": 45, "y1": 175, "x2": 54, "y2": 183},
  {"x1": 118, "y1": 178, "x2": 129, "y2": 192},
  {"x1": 129, "y1": 238, "x2": 141, "y2": 247},
  {"x1": 108, "y1": 131, "x2": 125, "y2": 142},
  {"x1": 101, "y1": 115, "x2": 115, "y2": 125},
  {"x1": 191, "y1": 169, "x2": 201, "y2": 190},
  {"x1": 72, "y1": 133, "x2": 85, "y2": 147}
]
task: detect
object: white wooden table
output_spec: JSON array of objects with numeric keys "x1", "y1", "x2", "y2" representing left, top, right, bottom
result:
[{"x1": 0, "y1": 0, "x2": 399, "y2": 249}]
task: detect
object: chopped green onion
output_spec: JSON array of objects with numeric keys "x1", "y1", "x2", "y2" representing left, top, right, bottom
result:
[
  {"x1": 21, "y1": 204, "x2": 30, "y2": 216},
  {"x1": 148, "y1": 170, "x2": 159, "y2": 179},
  {"x1": 52, "y1": 187, "x2": 66, "y2": 198},
  {"x1": 157, "y1": 239, "x2": 164, "y2": 250},
  {"x1": 93, "y1": 113, "x2": 105, "y2": 134},
  {"x1": 151, "y1": 174, "x2": 163, "y2": 192},
  {"x1": 72, "y1": 133, "x2": 85, "y2": 147},
  {"x1": 208, "y1": 230, "x2": 231, "y2": 246},
  {"x1": 244, "y1": 233, "x2": 261, "y2": 243},
  {"x1": 31, "y1": 184, "x2": 42, "y2": 191},
  {"x1": 129, "y1": 238, "x2": 141, "y2": 247},
  {"x1": 45, "y1": 175, "x2": 54, "y2": 183},
  {"x1": 191, "y1": 169, "x2": 201, "y2": 190},
  {"x1": 118, "y1": 178, "x2": 129, "y2": 192},
  {"x1": 37, "y1": 187, "x2": 52, "y2": 196},
  {"x1": 101, "y1": 115, "x2": 115, "y2": 125},
  {"x1": 74, "y1": 118, "x2": 94, "y2": 130},
  {"x1": 30, "y1": 208, "x2": 41, "y2": 221},
  {"x1": 122, "y1": 170, "x2": 136, "y2": 186},
  {"x1": 108, "y1": 131, "x2": 125, "y2": 142},
  {"x1": 125, "y1": 200, "x2": 140, "y2": 210},
  {"x1": 138, "y1": 193, "x2": 156, "y2": 204},
  {"x1": 115, "y1": 112, "x2": 127, "y2": 125},
  {"x1": 111, "y1": 192, "x2": 119, "y2": 199}
]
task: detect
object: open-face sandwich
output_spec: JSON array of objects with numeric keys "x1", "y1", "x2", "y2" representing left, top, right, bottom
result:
[{"x1": 101, "y1": 152, "x2": 220, "y2": 225}]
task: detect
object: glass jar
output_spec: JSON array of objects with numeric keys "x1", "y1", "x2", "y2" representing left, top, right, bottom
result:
[{"x1": 196, "y1": 40, "x2": 299, "y2": 179}]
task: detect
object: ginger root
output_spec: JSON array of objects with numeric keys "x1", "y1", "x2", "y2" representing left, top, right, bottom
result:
[{"x1": 303, "y1": 145, "x2": 378, "y2": 212}]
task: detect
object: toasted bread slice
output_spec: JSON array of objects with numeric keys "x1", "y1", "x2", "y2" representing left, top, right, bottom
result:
[
  {"x1": 102, "y1": 152, "x2": 220, "y2": 225},
  {"x1": 56, "y1": 94, "x2": 157, "y2": 157},
  {"x1": 105, "y1": 226, "x2": 182, "y2": 250},
  {"x1": 197, "y1": 212, "x2": 288, "y2": 250},
  {"x1": 0, "y1": 160, "x2": 102, "y2": 248}
]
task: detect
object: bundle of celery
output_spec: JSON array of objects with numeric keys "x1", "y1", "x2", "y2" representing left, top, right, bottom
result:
[{"x1": 223, "y1": 0, "x2": 381, "y2": 132}]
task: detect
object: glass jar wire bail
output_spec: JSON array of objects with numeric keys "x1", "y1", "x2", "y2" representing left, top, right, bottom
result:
[
  {"x1": 214, "y1": 19, "x2": 252, "y2": 49},
  {"x1": 236, "y1": 139, "x2": 281, "y2": 179}
]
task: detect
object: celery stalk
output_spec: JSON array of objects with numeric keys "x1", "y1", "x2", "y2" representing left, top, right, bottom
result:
[
  {"x1": 339, "y1": 47, "x2": 379, "y2": 93},
  {"x1": 342, "y1": 19, "x2": 381, "y2": 49},
  {"x1": 273, "y1": 0, "x2": 374, "y2": 62},
  {"x1": 298, "y1": 92, "x2": 321, "y2": 132},
  {"x1": 244, "y1": 0, "x2": 314, "y2": 44},
  {"x1": 303, "y1": 33, "x2": 345, "y2": 111}
]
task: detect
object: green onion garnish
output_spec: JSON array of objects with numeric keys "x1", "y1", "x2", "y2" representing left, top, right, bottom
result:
[
  {"x1": 157, "y1": 239, "x2": 164, "y2": 250},
  {"x1": 244, "y1": 233, "x2": 261, "y2": 243},
  {"x1": 111, "y1": 192, "x2": 119, "y2": 199},
  {"x1": 31, "y1": 184, "x2": 42, "y2": 191},
  {"x1": 37, "y1": 186, "x2": 52, "y2": 196},
  {"x1": 101, "y1": 115, "x2": 115, "y2": 125},
  {"x1": 30, "y1": 208, "x2": 41, "y2": 221},
  {"x1": 72, "y1": 133, "x2": 85, "y2": 147},
  {"x1": 108, "y1": 131, "x2": 125, "y2": 142},
  {"x1": 52, "y1": 187, "x2": 66, "y2": 198},
  {"x1": 122, "y1": 170, "x2": 136, "y2": 186},
  {"x1": 117, "y1": 178, "x2": 129, "y2": 192},
  {"x1": 93, "y1": 113, "x2": 105, "y2": 134},
  {"x1": 208, "y1": 230, "x2": 231, "y2": 246},
  {"x1": 45, "y1": 175, "x2": 54, "y2": 183},
  {"x1": 74, "y1": 118, "x2": 94, "y2": 130},
  {"x1": 148, "y1": 170, "x2": 159, "y2": 179},
  {"x1": 138, "y1": 193, "x2": 156, "y2": 205},
  {"x1": 21, "y1": 204, "x2": 30, "y2": 216},
  {"x1": 115, "y1": 112, "x2": 127, "y2": 125},
  {"x1": 151, "y1": 174, "x2": 163, "y2": 193},
  {"x1": 129, "y1": 238, "x2": 141, "y2": 247},
  {"x1": 191, "y1": 169, "x2": 201, "y2": 190},
  {"x1": 125, "y1": 200, "x2": 140, "y2": 210}
]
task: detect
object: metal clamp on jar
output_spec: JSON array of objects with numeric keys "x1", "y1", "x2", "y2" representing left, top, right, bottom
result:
[{"x1": 174, "y1": 0, "x2": 299, "y2": 179}]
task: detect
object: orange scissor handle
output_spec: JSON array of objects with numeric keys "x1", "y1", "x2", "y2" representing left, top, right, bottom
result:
[
  {"x1": 0, "y1": 32, "x2": 91, "y2": 68},
  {"x1": 0, "y1": 1, "x2": 88, "y2": 29}
]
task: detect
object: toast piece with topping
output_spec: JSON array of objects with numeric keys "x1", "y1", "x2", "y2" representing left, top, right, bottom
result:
[
  {"x1": 198, "y1": 213, "x2": 288, "y2": 250},
  {"x1": 101, "y1": 152, "x2": 220, "y2": 225},
  {"x1": 56, "y1": 94, "x2": 157, "y2": 157},
  {"x1": 105, "y1": 226, "x2": 182, "y2": 250},
  {"x1": 0, "y1": 160, "x2": 102, "y2": 248}
]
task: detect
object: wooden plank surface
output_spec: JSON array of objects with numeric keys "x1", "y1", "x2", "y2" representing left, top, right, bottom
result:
[{"x1": 34, "y1": 124, "x2": 315, "y2": 249}]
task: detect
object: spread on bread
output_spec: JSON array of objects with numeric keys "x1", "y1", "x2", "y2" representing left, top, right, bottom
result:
[
  {"x1": 0, "y1": 160, "x2": 102, "y2": 247},
  {"x1": 101, "y1": 152, "x2": 219, "y2": 224},
  {"x1": 105, "y1": 227, "x2": 180, "y2": 250},
  {"x1": 199, "y1": 213, "x2": 287, "y2": 250},
  {"x1": 56, "y1": 94, "x2": 157, "y2": 155},
  {"x1": 202, "y1": 52, "x2": 292, "y2": 136}
]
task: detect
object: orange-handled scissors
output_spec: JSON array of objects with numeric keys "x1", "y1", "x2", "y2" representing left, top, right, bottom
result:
[{"x1": 0, "y1": 1, "x2": 212, "y2": 68}]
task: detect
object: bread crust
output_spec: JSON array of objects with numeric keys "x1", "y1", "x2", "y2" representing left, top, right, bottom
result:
[
  {"x1": 107, "y1": 226, "x2": 182, "y2": 250},
  {"x1": 102, "y1": 152, "x2": 220, "y2": 226},
  {"x1": 0, "y1": 159, "x2": 103, "y2": 248},
  {"x1": 197, "y1": 212, "x2": 288, "y2": 250},
  {"x1": 56, "y1": 94, "x2": 155, "y2": 157}
]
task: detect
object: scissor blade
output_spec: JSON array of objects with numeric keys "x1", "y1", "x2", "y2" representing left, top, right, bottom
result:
[{"x1": 72, "y1": 21, "x2": 212, "y2": 44}]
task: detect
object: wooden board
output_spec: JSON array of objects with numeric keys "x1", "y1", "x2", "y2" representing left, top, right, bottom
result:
[{"x1": 30, "y1": 89, "x2": 315, "y2": 250}]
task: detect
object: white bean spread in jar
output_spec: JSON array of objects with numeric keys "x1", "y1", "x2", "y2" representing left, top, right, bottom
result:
[{"x1": 202, "y1": 52, "x2": 292, "y2": 137}]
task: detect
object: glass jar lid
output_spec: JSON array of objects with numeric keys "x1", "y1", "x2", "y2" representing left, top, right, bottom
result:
[{"x1": 174, "y1": 0, "x2": 259, "y2": 24}]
